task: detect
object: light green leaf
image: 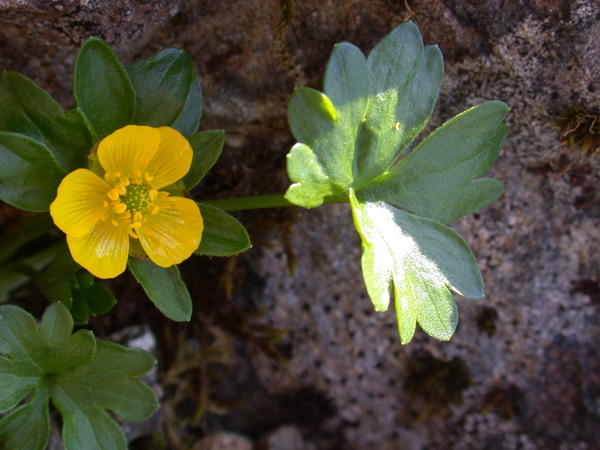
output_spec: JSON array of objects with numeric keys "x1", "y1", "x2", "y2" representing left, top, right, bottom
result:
[
  {"x1": 128, "y1": 258, "x2": 192, "y2": 321},
  {"x1": 361, "y1": 101, "x2": 508, "y2": 223},
  {"x1": 0, "y1": 303, "x2": 157, "y2": 450},
  {"x1": 285, "y1": 143, "x2": 344, "y2": 208},
  {"x1": 0, "y1": 388, "x2": 49, "y2": 450},
  {"x1": 0, "y1": 132, "x2": 64, "y2": 212},
  {"x1": 285, "y1": 21, "x2": 444, "y2": 206},
  {"x1": 0, "y1": 71, "x2": 92, "y2": 171},
  {"x1": 284, "y1": 22, "x2": 507, "y2": 343},
  {"x1": 356, "y1": 22, "x2": 443, "y2": 184},
  {"x1": 127, "y1": 48, "x2": 201, "y2": 131},
  {"x1": 183, "y1": 130, "x2": 224, "y2": 190},
  {"x1": 324, "y1": 42, "x2": 369, "y2": 125},
  {"x1": 288, "y1": 87, "x2": 351, "y2": 186},
  {"x1": 74, "y1": 38, "x2": 136, "y2": 139},
  {"x1": 349, "y1": 191, "x2": 483, "y2": 343},
  {"x1": 195, "y1": 203, "x2": 252, "y2": 256}
]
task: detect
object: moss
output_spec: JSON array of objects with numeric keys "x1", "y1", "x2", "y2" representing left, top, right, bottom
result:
[
  {"x1": 555, "y1": 107, "x2": 600, "y2": 158},
  {"x1": 476, "y1": 306, "x2": 499, "y2": 336},
  {"x1": 404, "y1": 352, "x2": 472, "y2": 409}
]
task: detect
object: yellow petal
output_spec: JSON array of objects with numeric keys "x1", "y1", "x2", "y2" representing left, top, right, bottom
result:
[
  {"x1": 145, "y1": 127, "x2": 193, "y2": 189},
  {"x1": 138, "y1": 197, "x2": 203, "y2": 267},
  {"x1": 67, "y1": 218, "x2": 130, "y2": 279},
  {"x1": 50, "y1": 169, "x2": 109, "y2": 238},
  {"x1": 97, "y1": 125, "x2": 161, "y2": 177}
]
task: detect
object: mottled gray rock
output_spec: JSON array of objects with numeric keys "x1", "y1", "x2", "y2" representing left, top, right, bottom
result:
[{"x1": 1, "y1": 0, "x2": 598, "y2": 449}]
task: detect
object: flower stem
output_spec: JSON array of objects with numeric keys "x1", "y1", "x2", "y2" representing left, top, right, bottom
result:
[{"x1": 200, "y1": 194, "x2": 348, "y2": 212}]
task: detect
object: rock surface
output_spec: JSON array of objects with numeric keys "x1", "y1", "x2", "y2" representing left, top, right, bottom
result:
[{"x1": 1, "y1": 0, "x2": 599, "y2": 449}]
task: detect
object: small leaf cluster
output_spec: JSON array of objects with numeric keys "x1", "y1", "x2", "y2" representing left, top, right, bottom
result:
[
  {"x1": 0, "y1": 38, "x2": 251, "y2": 322},
  {"x1": 285, "y1": 21, "x2": 508, "y2": 343},
  {"x1": 0, "y1": 302, "x2": 157, "y2": 450}
]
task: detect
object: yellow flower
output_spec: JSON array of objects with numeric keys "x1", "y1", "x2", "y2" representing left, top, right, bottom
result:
[{"x1": 50, "y1": 125, "x2": 203, "y2": 279}]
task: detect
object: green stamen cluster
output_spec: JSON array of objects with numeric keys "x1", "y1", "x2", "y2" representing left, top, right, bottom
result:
[{"x1": 121, "y1": 184, "x2": 149, "y2": 212}]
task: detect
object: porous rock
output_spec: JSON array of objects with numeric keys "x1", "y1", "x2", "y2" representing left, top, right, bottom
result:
[{"x1": 1, "y1": 0, "x2": 598, "y2": 448}]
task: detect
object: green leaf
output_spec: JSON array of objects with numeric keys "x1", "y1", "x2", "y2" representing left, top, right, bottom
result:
[
  {"x1": 127, "y1": 48, "x2": 202, "y2": 133},
  {"x1": 285, "y1": 142, "x2": 344, "y2": 208},
  {"x1": 35, "y1": 246, "x2": 79, "y2": 307},
  {"x1": 0, "y1": 244, "x2": 62, "y2": 304},
  {"x1": 74, "y1": 38, "x2": 136, "y2": 139},
  {"x1": 128, "y1": 258, "x2": 192, "y2": 321},
  {"x1": 284, "y1": 22, "x2": 508, "y2": 343},
  {"x1": 356, "y1": 22, "x2": 443, "y2": 184},
  {"x1": 349, "y1": 191, "x2": 483, "y2": 344},
  {"x1": 195, "y1": 203, "x2": 252, "y2": 256},
  {"x1": 71, "y1": 282, "x2": 117, "y2": 325},
  {"x1": 0, "y1": 133, "x2": 64, "y2": 212},
  {"x1": 52, "y1": 341, "x2": 158, "y2": 450},
  {"x1": 361, "y1": 101, "x2": 509, "y2": 224},
  {"x1": 172, "y1": 78, "x2": 203, "y2": 136},
  {"x1": 0, "y1": 303, "x2": 157, "y2": 450},
  {"x1": 0, "y1": 388, "x2": 49, "y2": 450},
  {"x1": 0, "y1": 71, "x2": 92, "y2": 172},
  {"x1": 285, "y1": 21, "x2": 444, "y2": 207},
  {"x1": 183, "y1": 130, "x2": 224, "y2": 190},
  {"x1": 0, "y1": 214, "x2": 53, "y2": 264}
]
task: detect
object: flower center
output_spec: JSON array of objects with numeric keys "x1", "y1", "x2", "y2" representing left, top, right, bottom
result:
[{"x1": 120, "y1": 184, "x2": 149, "y2": 212}]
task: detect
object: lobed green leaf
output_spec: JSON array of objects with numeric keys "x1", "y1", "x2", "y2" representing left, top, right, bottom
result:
[
  {"x1": 350, "y1": 191, "x2": 483, "y2": 343},
  {"x1": 361, "y1": 101, "x2": 509, "y2": 224},
  {"x1": 284, "y1": 22, "x2": 508, "y2": 343},
  {"x1": 0, "y1": 303, "x2": 157, "y2": 449}
]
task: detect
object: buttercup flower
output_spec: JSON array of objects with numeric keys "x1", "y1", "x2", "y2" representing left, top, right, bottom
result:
[{"x1": 50, "y1": 125, "x2": 203, "y2": 279}]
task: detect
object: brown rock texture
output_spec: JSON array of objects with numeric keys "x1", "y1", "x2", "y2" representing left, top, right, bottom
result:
[{"x1": 1, "y1": 0, "x2": 599, "y2": 449}]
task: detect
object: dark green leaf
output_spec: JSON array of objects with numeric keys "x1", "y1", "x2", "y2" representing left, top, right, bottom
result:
[
  {"x1": 0, "y1": 214, "x2": 52, "y2": 264},
  {"x1": 74, "y1": 38, "x2": 136, "y2": 139},
  {"x1": 361, "y1": 101, "x2": 509, "y2": 223},
  {"x1": 0, "y1": 132, "x2": 65, "y2": 212},
  {"x1": 0, "y1": 71, "x2": 92, "y2": 171},
  {"x1": 71, "y1": 282, "x2": 117, "y2": 325},
  {"x1": 128, "y1": 48, "x2": 201, "y2": 131},
  {"x1": 195, "y1": 203, "x2": 252, "y2": 256},
  {"x1": 0, "y1": 244, "x2": 62, "y2": 304},
  {"x1": 0, "y1": 388, "x2": 49, "y2": 450},
  {"x1": 172, "y1": 78, "x2": 203, "y2": 135},
  {"x1": 36, "y1": 246, "x2": 79, "y2": 306},
  {"x1": 183, "y1": 130, "x2": 224, "y2": 189},
  {"x1": 128, "y1": 258, "x2": 192, "y2": 321},
  {"x1": 350, "y1": 191, "x2": 483, "y2": 344}
]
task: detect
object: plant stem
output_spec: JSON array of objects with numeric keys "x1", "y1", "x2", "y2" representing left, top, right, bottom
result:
[{"x1": 200, "y1": 194, "x2": 348, "y2": 212}]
